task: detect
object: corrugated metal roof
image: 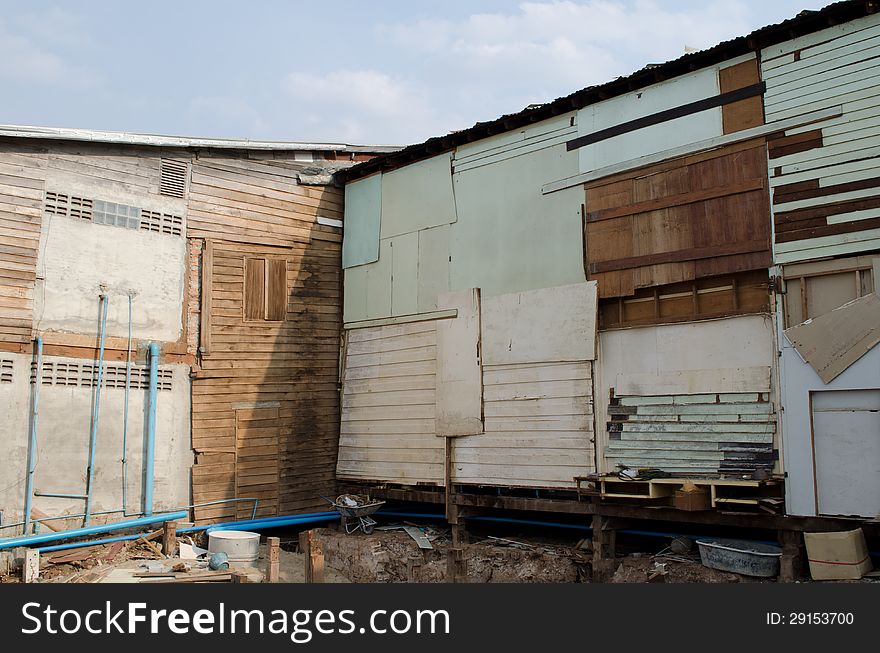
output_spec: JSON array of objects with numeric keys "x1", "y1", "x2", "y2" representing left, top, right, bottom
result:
[
  {"x1": 0, "y1": 123, "x2": 400, "y2": 154},
  {"x1": 340, "y1": 0, "x2": 877, "y2": 182}
]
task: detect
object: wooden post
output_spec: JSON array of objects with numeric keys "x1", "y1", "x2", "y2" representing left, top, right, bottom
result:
[
  {"x1": 778, "y1": 530, "x2": 804, "y2": 583},
  {"x1": 267, "y1": 536, "x2": 280, "y2": 583},
  {"x1": 23, "y1": 549, "x2": 39, "y2": 583},
  {"x1": 591, "y1": 514, "x2": 617, "y2": 583},
  {"x1": 299, "y1": 530, "x2": 324, "y2": 583},
  {"x1": 163, "y1": 521, "x2": 178, "y2": 557},
  {"x1": 446, "y1": 548, "x2": 466, "y2": 583}
]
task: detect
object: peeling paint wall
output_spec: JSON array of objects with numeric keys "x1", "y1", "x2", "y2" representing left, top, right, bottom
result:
[{"x1": 596, "y1": 315, "x2": 777, "y2": 475}]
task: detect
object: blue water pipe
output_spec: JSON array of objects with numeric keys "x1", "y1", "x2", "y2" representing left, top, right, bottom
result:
[
  {"x1": 22, "y1": 336, "x2": 43, "y2": 536},
  {"x1": 122, "y1": 293, "x2": 133, "y2": 514},
  {"x1": 144, "y1": 342, "x2": 159, "y2": 516},
  {"x1": 84, "y1": 294, "x2": 109, "y2": 525},
  {"x1": 0, "y1": 510, "x2": 187, "y2": 551}
]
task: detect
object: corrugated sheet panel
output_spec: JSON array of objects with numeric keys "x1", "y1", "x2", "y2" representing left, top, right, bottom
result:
[
  {"x1": 605, "y1": 392, "x2": 777, "y2": 474},
  {"x1": 336, "y1": 321, "x2": 444, "y2": 484},
  {"x1": 452, "y1": 361, "x2": 595, "y2": 487},
  {"x1": 763, "y1": 13, "x2": 880, "y2": 263}
]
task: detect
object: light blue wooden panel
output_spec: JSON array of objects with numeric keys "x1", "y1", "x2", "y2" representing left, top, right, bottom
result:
[
  {"x1": 380, "y1": 152, "x2": 456, "y2": 239},
  {"x1": 342, "y1": 173, "x2": 381, "y2": 269},
  {"x1": 576, "y1": 66, "x2": 722, "y2": 173},
  {"x1": 390, "y1": 232, "x2": 419, "y2": 315},
  {"x1": 417, "y1": 224, "x2": 450, "y2": 312},
  {"x1": 344, "y1": 264, "x2": 368, "y2": 322}
]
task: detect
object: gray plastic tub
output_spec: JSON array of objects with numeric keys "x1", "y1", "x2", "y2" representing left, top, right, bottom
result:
[{"x1": 696, "y1": 538, "x2": 782, "y2": 577}]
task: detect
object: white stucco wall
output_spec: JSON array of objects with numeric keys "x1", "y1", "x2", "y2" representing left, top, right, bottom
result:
[{"x1": 0, "y1": 353, "x2": 191, "y2": 531}]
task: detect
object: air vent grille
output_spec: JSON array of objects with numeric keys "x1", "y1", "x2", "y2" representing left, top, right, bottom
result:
[{"x1": 160, "y1": 159, "x2": 189, "y2": 198}]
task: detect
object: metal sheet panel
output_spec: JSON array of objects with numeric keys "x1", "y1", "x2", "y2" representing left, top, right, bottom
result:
[{"x1": 390, "y1": 232, "x2": 419, "y2": 315}]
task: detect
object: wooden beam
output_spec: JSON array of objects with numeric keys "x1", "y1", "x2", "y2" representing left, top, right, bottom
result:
[{"x1": 267, "y1": 536, "x2": 280, "y2": 583}]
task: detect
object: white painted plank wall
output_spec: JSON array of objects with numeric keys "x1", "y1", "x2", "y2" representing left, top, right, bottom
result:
[
  {"x1": 336, "y1": 321, "x2": 444, "y2": 483},
  {"x1": 452, "y1": 361, "x2": 594, "y2": 487},
  {"x1": 763, "y1": 13, "x2": 880, "y2": 263}
]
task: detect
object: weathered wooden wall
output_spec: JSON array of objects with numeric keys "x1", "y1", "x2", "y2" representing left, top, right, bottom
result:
[
  {"x1": 189, "y1": 156, "x2": 345, "y2": 522},
  {"x1": 584, "y1": 139, "x2": 772, "y2": 299},
  {"x1": 763, "y1": 12, "x2": 880, "y2": 263}
]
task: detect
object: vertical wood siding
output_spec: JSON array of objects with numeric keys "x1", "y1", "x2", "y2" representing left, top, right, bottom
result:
[{"x1": 763, "y1": 13, "x2": 880, "y2": 262}]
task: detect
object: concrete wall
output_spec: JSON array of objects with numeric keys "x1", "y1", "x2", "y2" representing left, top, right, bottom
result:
[
  {"x1": 596, "y1": 315, "x2": 776, "y2": 474},
  {"x1": 0, "y1": 352, "x2": 191, "y2": 530},
  {"x1": 35, "y1": 213, "x2": 186, "y2": 342}
]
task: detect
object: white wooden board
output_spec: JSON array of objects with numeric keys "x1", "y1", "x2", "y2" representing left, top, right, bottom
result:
[
  {"x1": 481, "y1": 281, "x2": 598, "y2": 365},
  {"x1": 435, "y1": 289, "x2": 483, "y2": 437}
]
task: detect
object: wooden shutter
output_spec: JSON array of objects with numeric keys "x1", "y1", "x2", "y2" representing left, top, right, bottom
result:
[
  {"x1": 245, "y1": 258, "x2": 266, "y2": 320},
  {"x1": 266, "y1": 259, "x2": 287, "y2": 321}
]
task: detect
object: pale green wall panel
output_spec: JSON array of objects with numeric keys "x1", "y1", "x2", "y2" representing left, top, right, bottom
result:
[
  {"x1": 380, "y1": 152, "x2": 456, "y2": 239},
  {"x1": 342, "y1": 173, "x2": 382, "y2": 269},
  {"x1": 417, "y1": 224, "x2": 451, "y2": 312},
  {"x1": 449, "y1": 124, "x2": 585, "y2": 300},
  {"x1": 344, "y1": 264, "x2": 369, "y2": 322},
  {"x1": 365, "y1": 239, "x2": 393, "y2": 319},
  {"x1": 390, "y1": 232, "x2": 419, "y2": 315}
]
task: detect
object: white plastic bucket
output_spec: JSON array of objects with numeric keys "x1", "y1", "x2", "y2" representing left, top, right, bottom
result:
[{"x1": 208, "y1": 530, "x2": 260, "y2": 563}]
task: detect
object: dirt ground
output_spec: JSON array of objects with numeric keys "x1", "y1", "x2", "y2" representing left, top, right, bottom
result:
[{"x1": 3, "y1": 525, "x2": 876, "y2": 583}]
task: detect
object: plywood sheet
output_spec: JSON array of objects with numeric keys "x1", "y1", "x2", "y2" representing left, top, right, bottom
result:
[
  {"x1": 616, "y1": 366, "x2": 771, "y2": 396},
  {"x1": 784, "y1": 292, "x2": 880, "y2": 383},
  {"x1": 435, "y1": 289, "x2": 482, "y2": 437},
  {"x1": 481, "y1": 282, "x2": 598, "y2": 365}
]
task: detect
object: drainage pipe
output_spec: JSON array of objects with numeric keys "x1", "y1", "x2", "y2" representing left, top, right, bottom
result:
[
  {"x1": 0, "y1": 510, "x2": 187, "y2": 550},
  {"x1": 144, "y1": 342, "x2": 159, "y2": 516},
  {"x1": 122, "y1": 293, "x2": 133, "y2": 514},
  {"x1": 22, "y1": 336, "x2": 43, "y2": 536},
  {"x1": 204, "y1": 514, "x2": 339, "y2": 533},
  {"x1": 83, "y1": 294, "x2": 109, "y2": 525}
]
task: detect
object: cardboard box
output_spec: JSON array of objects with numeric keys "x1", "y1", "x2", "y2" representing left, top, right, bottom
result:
[
  {"x1": 673, "y1": 487, "x2": 711, "y2": 511},
  {"x1": 804, "y1": 529, "x2": 874, "y2": 580}
]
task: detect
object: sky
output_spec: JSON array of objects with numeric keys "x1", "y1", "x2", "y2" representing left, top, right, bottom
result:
[{"x1": 0, "y1": 0, "x2": 831, "y2": 146}]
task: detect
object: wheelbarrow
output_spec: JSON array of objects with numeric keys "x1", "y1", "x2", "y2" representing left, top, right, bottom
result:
[{"x1": 325, "y1": 495, "x2": 386, "y2": 534}]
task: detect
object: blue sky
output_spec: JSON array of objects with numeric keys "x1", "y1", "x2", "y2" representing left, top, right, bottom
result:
[{"x1": 0, "y1": 1, "x2": 829, "y2": 145}]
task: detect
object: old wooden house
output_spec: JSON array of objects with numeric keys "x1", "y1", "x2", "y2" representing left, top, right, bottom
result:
[
  {"x1": 0, "y1": 125, "x2": 392, "y2": 532},
  {"x1": 336, "y1": 0, "x2": 880, "y2": 521}
]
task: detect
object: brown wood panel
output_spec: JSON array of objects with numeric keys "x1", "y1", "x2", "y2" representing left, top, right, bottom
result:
[
  {"x1": 191, "y1": 232, "x2": 342, "y2": 523},
  {"x1": 719, "y1": 59, "x2": 764, "y2": 134},
  {"x1": 767, "y1": 129, "x2": 823, "y2": 159},
  {"x1": 584, "y1": 141, "x2": 772, "y2": 298}
]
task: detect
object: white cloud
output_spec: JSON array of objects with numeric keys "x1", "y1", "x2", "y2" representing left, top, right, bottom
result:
[{"x1": 282, "y1": 69, "x2": 456, "y2": 145}]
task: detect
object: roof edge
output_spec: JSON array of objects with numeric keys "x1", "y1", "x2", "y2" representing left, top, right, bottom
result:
[
  {"x1": 0, "y1": 124, "x2": 400, "y2": 154},
  {"x1": 338, "y1": 0, "x2": 876, "y2": 183}
]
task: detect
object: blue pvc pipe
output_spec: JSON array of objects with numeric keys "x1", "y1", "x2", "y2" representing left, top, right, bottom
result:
[
  {"x1": 23, "y1": 336, "x2": 42, "y2": 536},
  {"x1": 144, "y1": 343, "x2": 159, "y2": 517},
  {"x1": 205, "y1": 515, "x2": 339, "y2": 533},
  {"x1": 84, "y1": 295, "x2": 109, "y2": 525},
  {"x1": 122, "y1": 293, "x2": 133, "y2": 514},
  {"x1": 471, "y1": 516, "x2": 592, "y2": 531},
  {"x1": 38, "y1": 533, "x2": 143, "y2": 553},
  {"x1": 0, "y1": 510, "x2": 187, "y2": 550}
]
